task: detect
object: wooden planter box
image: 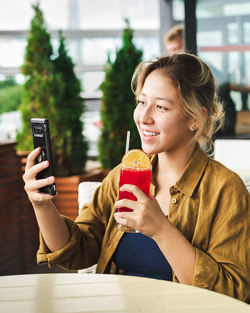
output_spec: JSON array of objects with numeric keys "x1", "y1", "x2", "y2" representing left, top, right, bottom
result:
[
  {"x1": 0, "y1": 143, "x2": 108, "y2": 275},
  {"x1": 53, "y1": 170, "x2": 108, "y2": 220},
  {"x1": 18, "y1": 153, "x2": 108, "y2": 220}
]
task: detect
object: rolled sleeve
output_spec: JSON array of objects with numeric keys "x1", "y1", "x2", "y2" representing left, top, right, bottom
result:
[
  {"x1": 36, "y1": 166, "x2": 121, "y2": 272},
  {"x1": 37, "y1": 216, "x2": 83, "y2": 270},
  {"x1": 192, "y1": 248, "x2": 219, "y2": 289}
]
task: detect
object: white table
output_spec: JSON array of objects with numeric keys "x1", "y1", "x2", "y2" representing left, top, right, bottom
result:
[{"x1": 0, "y1": 273, "x2": 249, "y2": 313}]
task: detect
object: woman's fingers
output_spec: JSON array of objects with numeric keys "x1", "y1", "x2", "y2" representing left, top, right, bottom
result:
[
  {"x1": 114, "y1": 187, "x2": 165, "y2": 237},
  {"x1": 23, "y1": 160, "x2": 49, "y2": 181},
  {"x1": 30, "y1": 161, "x2": 50, "y2": 178},
  {"x1": 22, "y1": 147, "x2": 57, "y2": 204},
  {"x1": 115, "y1": 184, "x2": 151, "y2": 213},
  {"x1": 114, "y1": 198, "x2": 138, "y2": 211},
  {"x1": 119, "y1": 184, "x2": 148, "y2": 199},
  {"x1": 24, "y1": 176, "x2": 57, "y2": 204},
  {"x1": 25, "y1": 147, "x2": 41, "y2": 170},
  {"x1": 114, "y1": 211, "x2": 137, "y2": 229},
  {"x1": 114, "y1": 212, "x2": 129, "y2": 225},
  {"x1": 24, "y1": 176, "x2": 55, "y2": 193},
  {"x1": 28, "y1": 191, "x2": 56, "y2": 202}
]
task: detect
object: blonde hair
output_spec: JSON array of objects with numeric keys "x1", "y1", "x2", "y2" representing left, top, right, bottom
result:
[
  {"x1": 131, "y1": 53, "x2": 224, "y2": 153},
  {"x1": 164, "y1": 24, "x2": 184, "y2": 44}
]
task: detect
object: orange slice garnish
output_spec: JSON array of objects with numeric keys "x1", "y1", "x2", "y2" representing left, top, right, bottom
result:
[{"x1": 121, "y1": 149, "x2": 151, "y2": 169}]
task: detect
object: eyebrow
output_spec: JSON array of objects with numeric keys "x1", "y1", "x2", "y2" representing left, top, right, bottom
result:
[{"x1": 140, "y1": 93, "x2": 174, "y2": 105}]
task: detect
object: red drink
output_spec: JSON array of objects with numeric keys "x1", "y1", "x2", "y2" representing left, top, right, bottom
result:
[{"x1": 118, "y1": 165, "x2": 152, "y2": 212}]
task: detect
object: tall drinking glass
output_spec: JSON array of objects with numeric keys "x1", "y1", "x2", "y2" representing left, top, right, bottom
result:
[{"x1": 118, "y1": 160, "x2": 152, "y2": 232}]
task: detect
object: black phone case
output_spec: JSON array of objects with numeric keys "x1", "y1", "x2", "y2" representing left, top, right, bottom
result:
[{"x1": 31, "y1": 118, "x2": 56, "y2": 195}]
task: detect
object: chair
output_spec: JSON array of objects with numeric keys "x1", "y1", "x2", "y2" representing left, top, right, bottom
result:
[
  {"x1": 77, "y1": 181, "x2": 101, "y2": 274},
  {"x1": 214, "y1": 139, "x2": 250, "y2": 192},
  {"x1": 78, "y1": 181, "x2": 101, "y2": 274},
  {"x1": 78, "y1": 181, "x2": 101, "y2": 214}
]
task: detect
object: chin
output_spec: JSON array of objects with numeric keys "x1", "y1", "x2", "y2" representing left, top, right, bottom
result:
[{"x1": 141, "y1": 143, "x2": 157, "y2": 155}]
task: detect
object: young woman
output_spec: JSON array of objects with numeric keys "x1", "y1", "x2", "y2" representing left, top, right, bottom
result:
[{"x1": 23, "y1": 53, "x2": 250, "y2": 303}]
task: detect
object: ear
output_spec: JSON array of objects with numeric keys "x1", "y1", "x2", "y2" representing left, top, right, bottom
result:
[{"x1": 188, "y1": 106, "x2": 207, "y2": 132}]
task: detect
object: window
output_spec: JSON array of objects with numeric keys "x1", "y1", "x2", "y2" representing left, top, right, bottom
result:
[
  {"x1": 0, "y1": 0, "x2": 160, "y2": 98},
  {"x1": 197, "y1": 0, "x2": 250, "y2": 111},
  {"x1": 0, "y1": 0, "x2": 161, "y2": 153}
]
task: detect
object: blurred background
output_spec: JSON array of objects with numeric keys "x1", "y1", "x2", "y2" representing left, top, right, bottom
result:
[{"x1": 0, "y1": 0, "x2": 250, "y2": 157}]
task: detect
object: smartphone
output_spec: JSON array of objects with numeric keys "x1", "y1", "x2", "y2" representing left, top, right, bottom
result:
[{"x1": 31, "y1": 118, "x2": 56, "y2": 195}]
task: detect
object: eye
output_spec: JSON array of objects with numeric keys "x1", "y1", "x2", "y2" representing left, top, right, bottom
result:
[
  {"x1": 137, "y1": 100, "x2": 145, "y2": 106},
  {"x1": 156, "y1": 104, "x2": 168, "y2": 111}
]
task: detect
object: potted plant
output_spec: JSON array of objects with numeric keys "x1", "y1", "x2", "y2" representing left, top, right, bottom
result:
[
  {"x1": 16, "y1": 4, "x2": 93, "y2": 220},
  {"x1": 16, "y1": 4, "x2": 58, "y2": 155},
  {"x1": 52, "y1": 31, "x2": 89, "y2": 177},
  {"x1": 17, "y1": 4, "x2": 88, "y2": 176},
  {"x1": 98, "y1": 19, "x2": 143, "y2": 169}
]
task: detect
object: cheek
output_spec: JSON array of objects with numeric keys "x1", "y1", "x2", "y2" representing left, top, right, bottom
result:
[
  {"x1": 159, "y1": 117, "x2": 177, "y2": 133},
  {"x1": 160, "y1": 114, "x2": 189, "y2": 136},
  {"x1": 133, "y1": 107, "x2": 139, "y2": 125}
]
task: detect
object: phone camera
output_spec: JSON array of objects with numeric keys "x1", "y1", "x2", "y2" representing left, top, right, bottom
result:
[
  {"x1": 37, "y1": 149, "x2": 46, "y2": 163},
  {"x1": 34, "y1": 126, "x2": 44, "y2": 137}
]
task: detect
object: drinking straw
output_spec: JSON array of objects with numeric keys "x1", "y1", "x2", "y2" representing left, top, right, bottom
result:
[{"x1": 125, "y1": 130, "x2": 130, "y2": 153}]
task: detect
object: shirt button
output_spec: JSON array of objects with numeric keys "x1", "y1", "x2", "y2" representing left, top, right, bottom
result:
[{"x1": 171, "y1": 198, "x2": 178, "y2": 204}]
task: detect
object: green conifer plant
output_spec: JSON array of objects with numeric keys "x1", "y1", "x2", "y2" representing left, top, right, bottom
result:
[
  {"x1": 17, "y1": 4, "x2": 88, "y2": 176},
  {"x1": 52, "y1": 32, "x2": 88, "y2": 176},
  {"x1": 17, "y1": 3, "x2": 56, "y2": 152},
  {"x1": 98, "y1": 20, "x2": 143, "y2": 169}
]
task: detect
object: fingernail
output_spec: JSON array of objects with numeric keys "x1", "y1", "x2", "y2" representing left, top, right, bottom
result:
[{"x1": 49, "y1": 176, "x2": 54, "y2": 183}]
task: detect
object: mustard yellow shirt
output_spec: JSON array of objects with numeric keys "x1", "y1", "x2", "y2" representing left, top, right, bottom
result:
[{"x1": 37, "y1": 147, "x2": 250, "y2": 302}]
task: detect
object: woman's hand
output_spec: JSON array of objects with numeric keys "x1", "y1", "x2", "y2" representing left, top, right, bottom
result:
[
  {"x1": 114, "y1": 184, "x2": 196, "y2": 285},
  {"x1": 114, "y1": 184, "x2": 168, "y2": 239},
  {"x1": 23, "y1": 147, "x2": 56, "y2": 206},
  {"x1": 23, "y1": 148, "x2": 70, "y2": 252}
]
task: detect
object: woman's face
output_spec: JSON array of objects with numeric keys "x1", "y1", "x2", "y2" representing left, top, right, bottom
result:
[{"x1": 134, "y1": 70, "x2": 194, "y2": 155}]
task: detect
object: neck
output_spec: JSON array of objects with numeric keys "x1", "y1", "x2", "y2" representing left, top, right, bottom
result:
[{"x1": 156, "y1": 144, "x2": 197, "y2": 182}]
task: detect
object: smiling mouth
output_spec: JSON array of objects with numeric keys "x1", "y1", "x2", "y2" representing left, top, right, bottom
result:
[{"x1": 143, "y1": 130, "x2": 160, "y2": 137}]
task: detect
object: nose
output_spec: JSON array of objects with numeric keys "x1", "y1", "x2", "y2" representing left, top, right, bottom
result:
[{"x1": 139, "y1": 105, "x2": 154, "y2": 125}]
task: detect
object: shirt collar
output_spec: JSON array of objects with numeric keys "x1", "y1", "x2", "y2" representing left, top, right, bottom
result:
[
  {"x1": 175, "y1": 146, "x2": 209, "y2": 197},
  {"x1": 149, "y1": 146, "x2": 209, "y2": 198}
]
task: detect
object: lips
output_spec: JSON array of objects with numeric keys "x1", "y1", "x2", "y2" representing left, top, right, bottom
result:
[
  {"x1": 142, "y1": 129, "x2": 160, "y2": 137},
  {"x1": 141, "y1": 129, "x2": 160, "y2": 143}
]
